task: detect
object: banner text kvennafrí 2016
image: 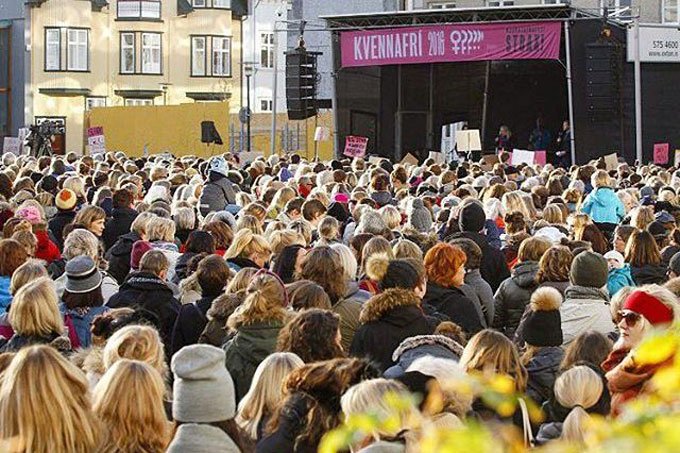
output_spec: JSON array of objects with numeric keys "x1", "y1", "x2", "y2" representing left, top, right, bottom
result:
[{"x1": 340, "y1": 21, "x2": 561, "y2": 68}]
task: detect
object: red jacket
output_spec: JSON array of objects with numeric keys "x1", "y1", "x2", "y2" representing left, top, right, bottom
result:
[{"x1": 35, "y1": 230, "x2": 62, "y2": 264}]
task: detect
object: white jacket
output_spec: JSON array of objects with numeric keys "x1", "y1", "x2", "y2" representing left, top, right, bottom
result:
[{"x1": 560, "y1": 285, "x2": 616, "y2": 345}]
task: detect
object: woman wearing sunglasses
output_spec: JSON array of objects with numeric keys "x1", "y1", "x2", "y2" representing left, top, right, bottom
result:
[{"x1": 601, "y1": 285, "x2": 679, "y2": 417}]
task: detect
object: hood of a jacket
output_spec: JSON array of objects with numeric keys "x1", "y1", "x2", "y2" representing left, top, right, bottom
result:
[
  {"x1": 631, "y1": 263, "x2": 667, "y2": 283},
  {"x1": 564, "y1": 285, "x2": 609, "y2": 303},
  {"x1": 109, "y1": 232, "x2": 141, "y2": 257},
  {"x1": 392, "y1": 334, "x2": 464, "y2": 363},
  {"x1": 512, "y1": 261, "x2": 539, "y2": 288},
  {"x1": 590, "y1": 187, "x2": 616, "y2": 207},
  {"x1": 359, "y1": 288, "x2": 422, "y2": 324},
  {"x1": 121, "y1": 271, "x2": 173, "y2": 294},
  {"x1": 152, "y1": 241, "x2": 179, "y2": 253},
  {"x1": 231, "y1": 322, "x2": 282, "y2": 363}
]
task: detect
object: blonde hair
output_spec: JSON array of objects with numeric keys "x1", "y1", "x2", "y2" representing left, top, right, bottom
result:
[
  {"x1": 9, "y1": 277, "x2": 63, "y2": 337},
  {"x1": 173, "y1": 206, "x2": 196, "y2": 231},
  {"x1": 130, "y1": 211, "x2": 157, "y2": 236},
  {"x1": 11, "y1": 230, "x2": 37, "y2": 257},
  {"x1": 146, "y1": 217, "x2": 176, "y2": 243},
  {"x1": 93, "y1": 360, "x2": 171, "y2": 453},
  {"x1": 459, "y1": 329, "x2": 527, "y2": 392},
  {"x1": 63, "y1": 228, "x2": 100, "y2": 261},
  {"x1": 630, "y1": 206, "x2": 655, "y2": 231},
  {"x1": 554, "y1": 366, "x2": 603, "y2": 443},
  {"x1": 225, "y1": 229, "x2": 271, "y2": 261},
  {"x1": 502, "y1": 191, "x2": 532, "y2": 221},
  {"x1": 393, "y1": 239, "x2": 424, "y2": 261},
  {"x1": 0, "y1": 345, "x2": 100, "y2": 453},
  {"x1": 330, "y1": 243, "x2": 359, "y2": 282},
  {"x1": 74, "y1": 205, "x2": 106, "y2": 229},
  {"x1": 379, "y1": 205, "x2": 402, "y2": 230},
  {"x1": 10, "y1": 259, "x2": 48, "y2": 295},
  {"x1": 361, "y1": 236, "x2": 394, "y2": 274},
  {"x1": 269, "y1": 230, "x2": 306, "y2": 256},
  {"x1": 542, "y1": 204, "x2": 564, "y2": 224},
  {"x1": 591, "y1": 170, "x2": 613, "y2": 189},
  {"x1": 63, "y1": 175, "x2": 86, "y2": 199},
  {"x1": 270, "y1": 187, "x2": 296, "y2": 212},
  {"x1": 236, "y1": 352, "x2": 304, "y2": 440},
  {"x1": 318, "y1": 216, "x2": 340, "y2": 242},
  {"x1": 235, "y1": 214, "x2": 263, "y2": 235},
  {"x1": 289, "y1": 220, "x2": 313, "y2": 246},
  {"x1": 227, "y1": 274, "x2": 288, "y2": 330},
  {"x1": 103, "y1": 325, "x2": 168, "y2": 380},
  {"x1": 226, "y1": 267, "x2": 259, "y2": 294}
]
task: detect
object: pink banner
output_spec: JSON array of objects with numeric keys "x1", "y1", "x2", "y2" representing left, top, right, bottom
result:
[{"x1": 341, "y1": 21, "x2": 561, "y2": 68}]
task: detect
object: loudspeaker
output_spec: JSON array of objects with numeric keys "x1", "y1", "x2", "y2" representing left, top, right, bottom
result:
[
  {"x1": 585, "y1": 42, "x2": 622, "y2": 119},
  {"x1": 285, "y1": 50, "x2": 320, "y2": 120},
  {"x1": 201, "y1": 121, "x2": 223, "y2": 145}
]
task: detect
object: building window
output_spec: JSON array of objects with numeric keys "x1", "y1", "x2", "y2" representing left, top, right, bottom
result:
[
  {"x1": 260, "y1": 98, "x2": 273, "y2": 112},
  {"x1": 487, "y1": 0, "x2": 514, "y2": 6},
  {"x1": 191, "y1": 37, "x2": 206, "y2": 76},
  {"x1": 67, "y1": 29, "x2": 89, "y2": 71},
  {"x1": 45, "y1": 28, "x2": 61, "y2": 71},
  {"x1": 125, "y1": 98, "x2": 154, "y2": 106},
  {"x1": 428, "y1": 2, "x2": 456, "y2": 8},
  {"x1": 260, "y1": 33, "x2": 274, "y2": 68},
  {"x1": 120, "y1": 33, "x2": 136, "y2": 74},
  {"x1": 212, "y1": 37, "x2": 231, "y2": 76},
  {"x1": 86, "y1": 97, "x2": 107, "y2": 110},
  {"x1": 192, "y1": 0, "x2": 231, "y2": 7},
  {"x1": 664, "y1": 0, "x2": 679, "y2": 23},
  {"x1": 141, "y1": 32, "x2": 162, "y2": 74},
  {"x1": 117, "y1": 0, "x2": 161, "y2": 20},
  {"x1": 214, "y1": 0, "x2": 230, "y2": 8},
  {"x1": 192, "y1": 0, "x2": 206, "y2": 7}
]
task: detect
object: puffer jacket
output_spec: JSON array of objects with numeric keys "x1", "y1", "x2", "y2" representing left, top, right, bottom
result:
[
  {"x1": 350, "y1": 288, "x2": 433, "y2": 372},
  {"x1": 608, "y1": 266, "x2": 635, "y2": 297},
  {"x1": 630, "y1": 263, "x2": 667, "y2": 285},
  {"x1": 383, "y1": 335, "x2": 465, "y2": 378},
  {"x1": 422, "y1": 283, "x2": 484, "y2": 336},
  {"x1": 0, "y1": 276, "x2": 11, "y2": 315},
  {"x1": 105, "y1": 231, "x2": 142, "y2": 284},
  {"x1": 493, "y1": 261, "x2": 540, "y2": 339},
  {"x1": 580, "y1": 187, "x2": 625, "y2": 224},
  {"x1": 525, "y1": 347, "x2": 564, "y2": 406},
  {"x1": 223, "y1": 321, "x2": 284, "y2": 403},
  {"x1": 560, "y1": 285, "x2": 615, "y2": 345},
  {"x1": 199, "y1": 174, "x2": 238, "y2": 217}
]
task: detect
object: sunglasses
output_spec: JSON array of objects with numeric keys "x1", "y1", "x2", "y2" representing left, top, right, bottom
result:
[{"x1": 617, "y1": 310, "x2": 642, "y2": 327}]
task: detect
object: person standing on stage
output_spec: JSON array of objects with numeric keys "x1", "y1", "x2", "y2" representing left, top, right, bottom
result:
[
  {"x1": 495, "y1": 125, "x2": 514, "y2": 154},
  {"x1": 555, "y1": 120, "x2": 572, "y2": 168},
  {"x1": 529, "y1": 117, "x2": 552, "y2": 151}
]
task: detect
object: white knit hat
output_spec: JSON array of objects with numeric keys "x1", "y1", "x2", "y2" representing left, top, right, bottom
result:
[{"x1": 171, "y1": 345, "x2": 236, "y2": 423}]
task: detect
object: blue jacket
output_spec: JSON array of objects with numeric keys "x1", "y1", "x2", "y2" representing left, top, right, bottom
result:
[
  {"x1": 581, "y1": 187, "x2": 625, "y2": 224},
  {"x1": 59, "y1": 304, "x2": 109, "y2": 348},
  {"x1": 0, "y1": 276, "x2": 11, "y2": 315},
  {"x1": 607, "y1": 265, "x2": 635, "y2": 297}
]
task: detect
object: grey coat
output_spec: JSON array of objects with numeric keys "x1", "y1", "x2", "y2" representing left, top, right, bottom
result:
[
  {"x1": 460, "y1": 283, "x2": 488, "y2": 329},
  {"x1": 383, "y1": 335, "x2": 465, "y2": 379},
  {"x1": 464, "y1": 269, "x2": 495, "y2": 326},
  {"x1": 167, "y1": 424, "x2": 240, "y2": 453},
  {"x1": 199, "y1": 176, "x2": 238, "y2": 217}
]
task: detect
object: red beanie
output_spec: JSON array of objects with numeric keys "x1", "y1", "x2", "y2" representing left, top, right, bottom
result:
[{"x1": 130, "y1": 240, "x2": 153, "y2": 271}]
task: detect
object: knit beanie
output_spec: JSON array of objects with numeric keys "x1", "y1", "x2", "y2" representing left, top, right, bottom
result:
[
  {"x1": 56, "y1": 189, "x2": 78, "y2": 211},
  {"x1": 570, "y1": 250, "x2": 608, "y2": 288},
  {"x1": 458, "y1": 202, "x2": 486, "y2": 233},
  {"x1": 171, "y1": 344, "x2": 236, "y2": 423},
  {"x1": 669, "y1": 251, "x2": 680, "y2": 275},
  {"x1": 517, "y1": 287, "x2": 563, "y2": 347},
  {"x1": 209, "y1": 157, "x2": 229, "y2": 178},
  {"x1": 130, "y1": 240, "x2": 153, "y2": 271},
  {"x1": 409, "y1": 198, "x2": 433, "y2": 233},
  {"x1": 16, "y1": 206, "x2": 42, "y2": 225}
]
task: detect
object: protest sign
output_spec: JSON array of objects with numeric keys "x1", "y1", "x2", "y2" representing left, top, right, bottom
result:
[
  {"x1": 87, "y1": 126, "x2": 106, "y2": 156},
  {"x1": 343, "y1": 136, "x2": 368, "y2": 158},
  {"x1": 604, "y1": 153, "x2": 619, "y2": 171},
  {"x1": 511, "y1": 149, "x2": 535, "y2": 166},
  {"x1": 400, "y1": 153, "x2": 418, "y2": 167},
  {"x1": 2, "y1": 137, "x2": 21, "y2": 155},
  {"x1": 534, "y1": 150, "x2": 547, "y2": 165},
  {"x1": 314, "y1": 127, "x2": 330, "y2": 142},
  {"x1": 654, "y1": 143, "x2": 669, "y2": 165},
  {"x1": 454, "y1": 130, "x2": 482, "y2": 152},
  {"x1": 428, "y1": 151, "x2": 445, "y2": 164}
]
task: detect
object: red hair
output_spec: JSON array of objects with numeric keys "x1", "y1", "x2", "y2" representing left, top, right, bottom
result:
[{"x1": 424, "y1": 243, "x2": 467, "y2": 288}]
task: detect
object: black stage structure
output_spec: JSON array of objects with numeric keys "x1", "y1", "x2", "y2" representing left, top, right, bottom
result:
[{"x1": 323, "y1": 5, "x2": 680, "y2": 165}]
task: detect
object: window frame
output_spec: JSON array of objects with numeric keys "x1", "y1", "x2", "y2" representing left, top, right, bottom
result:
[
  {"x1": 117, "y1": 0, "x2": 162, "y2": 21},
  {"x1": 85, "y1": 96, "x2": 107, "y2": 111},
  {"x1": 66, "y1": 28, "x2": 89, "y2": 72},
  {"x1": 191, "y1": 36, "x2": 207, "y2": 76},
  {"x1": 259, "y1": 98, "x2": 273, "y2": 112},
  {"x1": 120, "y1": 32, "x2": 136, "y2": 74},
  {"x1": 663, "y1": 0, "x2": 680, "y2": 24},
  {"x1": 125, "y1": 98, "x2": 154, "y2": 106},
  {"x1": 192, "y1": 0, "x2": 231, "y2": 8},
  {"x1": 212, "y1": 36, "x2": 231, "y2": 77},
  {"x1": 486, "y1": 0, "x2": 514, "y2": 6},
  {"x1": 44, "y1": 27, "x2": 61, "y2": 72},
  {"x1": 260, "y1": 32, "x2": 274, "y2": 69},
  {"x1": 141, "y1": 32, "x2": 162, "y2": 75}
]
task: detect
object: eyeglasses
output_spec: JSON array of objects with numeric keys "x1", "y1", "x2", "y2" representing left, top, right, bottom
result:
[{"x1": 617, "y1": 310, "x2": 642, "y2": 327}]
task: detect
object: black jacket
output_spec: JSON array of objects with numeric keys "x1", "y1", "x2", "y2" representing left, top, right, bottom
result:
[
  {"x1": 170, "y1": 295, "x2": 216, "y2": 355},
  {"x1": 107, "y1": 271, "x2": 180, "y2": 356},
  {"x1": 631, "y1": 263, "x2": 667, "y2": 285},
  {"x1": 48, "y1": 210, "x2": 76, "y2": 250},
  {"x1": 257, "y1": 393, "x2": 317, "y2": 453},
  {"x1": 493, "y1": 261, "x2": 540, "y2": 339},
  {"x1": 526, "y1": 347, "x2": 564, "y2": 406},
  {"x1": 350, "y1": 288, "x2": 433, "y2": 372},
  {"x1": 103, "y1": 207, "x2": 138, "y2": 251},
  {"x1": 422, "y1": 283, "x2": 484, "y2": 336},
  {"x1": 448, "y1": 231, "x2": 510, "y2": 292},
  {"x1": 173, "y1": 252, "x2": 198, "y2": 284},
  {"x1": 0, "y1": 331, "x2": 72, "y2": 354},
  {"x1": 105, "y1": 231, "x2": 141, "y2": 284}
]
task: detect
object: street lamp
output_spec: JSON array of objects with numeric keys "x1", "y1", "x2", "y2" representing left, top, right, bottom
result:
[{"x1": 244, "y1": 62, "x2": 254, "y2": 152}]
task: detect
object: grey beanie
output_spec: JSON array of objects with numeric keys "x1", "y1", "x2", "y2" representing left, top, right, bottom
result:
[
  {"x1": 669, "y1": 252, "x2": 680, "y2": 275},
  {"x1": 570, "y1": 251, "x2": 608, "y2": 288},
  {"x1": 409, "y1": 199, "x2": 433, "y2": 233},
  {"x1": 65, "y1": 255, "x2": 102, "y2": 294},
  {"x1": 172, "y1": 344, "x2": 236, "y2": 423}
]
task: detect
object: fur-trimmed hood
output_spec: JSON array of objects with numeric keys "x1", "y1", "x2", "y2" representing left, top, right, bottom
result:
[
  {"x1": 206, "y1": 292, "x2": 244, "y2": 321},
  {"x1": 359, "y1": 288, "x2": 421, "y2": 324},
  {"x1": 391, "y1": 334, "x2": 465, "y2": 363}
]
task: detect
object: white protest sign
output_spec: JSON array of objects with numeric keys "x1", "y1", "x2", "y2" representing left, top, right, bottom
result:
[
  {"x1": 604, "y1": 153, "x2": 618, "y2": 171},
  {"x1": 511, "y1": 149, "x2": 535, "y2": 166},
  {"x1": 2, "y1": 137, "x2": 21, "y2": 155},
  {"x1": 455, "y1": 130, "x2": 482, "y2": 152},
  {"x1": 428, "y1": 151, "x2": 445, "y2": 164},
  {"x1": 314, "y1": 127, "x2": 330, "y2": 142},
  {"x1": 87, "y1": 126, "x2": 106, "y2": 156}
]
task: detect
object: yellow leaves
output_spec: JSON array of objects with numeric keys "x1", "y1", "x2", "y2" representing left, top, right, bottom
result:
[
  {"x1": 319, "y1": 430, "x2": 352, "y2": 453},
  {"x1": 488, "y1": 374, "x2": 516, "y2": 395},
  {"x1": 635, "y1": 330, "x2": 678, "y2": 366}
]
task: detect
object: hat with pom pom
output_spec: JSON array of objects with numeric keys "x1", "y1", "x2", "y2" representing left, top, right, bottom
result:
[{"x1": 516, "y1": 286, "x2": 563, "y2": 347}]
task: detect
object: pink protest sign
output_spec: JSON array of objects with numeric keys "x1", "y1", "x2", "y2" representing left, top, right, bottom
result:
[
  {"x1": 534, "y1": 150, "x2": 547, "y2": 165},
  {"x1": 343, "y1": 136, "x2": 368, "y2": 158},
  {"x1": 87, "y1": 126, "x2": 104, "y2": 137},
  {"x1": 341, "y1": 21, "x2": 561, "y2": 68},
  {"x1": 654, "y1": 143, "x2": 670, "y2": 165}
]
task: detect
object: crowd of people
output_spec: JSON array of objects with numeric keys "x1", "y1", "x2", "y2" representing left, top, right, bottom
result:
[{"x1": 0, "y1": 149, "x2": 677, "y2": 452}]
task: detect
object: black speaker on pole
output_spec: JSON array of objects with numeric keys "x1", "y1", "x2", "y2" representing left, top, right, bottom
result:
[
  {"x1": 285, "y1": 48, "x2": 321, "y2": 120},
  {"x1": 201, "y1": 121, "x2": 223, "y2": 145},
  {"x1": 585, "y1": 42, "x2": 623, "y2": 121}
]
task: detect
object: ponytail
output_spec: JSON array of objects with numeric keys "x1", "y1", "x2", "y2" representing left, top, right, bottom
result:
[
  {"x1": 554, "y1": 366, "x2": 603, "y2": 443},
  {"x1": 561, "y1": 406, "x2": 590, "y2": 442},
  {"x1": 226, "y1": 274, "x2": 288, "y2": 330}
]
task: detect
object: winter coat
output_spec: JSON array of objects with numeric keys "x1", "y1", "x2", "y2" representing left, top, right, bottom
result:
[
  {"x1": 538, "y1": 280, "x2": 570, "y2": 297},
  {"x1": 105, "y1": 231, "x2": 142, "y2": 284},
  {"x1": 332, "y1": 295, "x2": 362, "y2": 352},
  {"x1": 630, "y1": 263, "x2": 667, "y2": 285},
  {"x1": 608, "y1": 266, "x2": 635, "y2": 297},
  {"x1": 173, "y1": 252, "x2": 198, "y2": 284},
  {"x1": 422, "y1": 283, "x2": 484, "y2": 336},
  {"x1": 383, "y1": 335, "x2": 465, "y2": 379},
  {"x1": 167, "y1": 424, "x2": 240, "y2": 453},
  {"x1": 0, "y1": 276, "x2": 11, "y2": 315},
  {"x1": 102, "y1": 207, "x2": 138, "y2": 251},
  {"x1": 227, "y1": 256, "x2": 261, "y2": 273},
  {"x1": 48, "y1": 210, "x2": 76, "y2": 250},
  {"x1": 34, "y1": 230, "x2": 61, "y2": 264},
  {"x1": 350, "y1": 289, "x2": 433, "y2": 372},
  {"x1": 170, "y1": 295, "x2": 216, "y2": 355},
  {"x1": 199, "y1": 175, "x2": 238, "y2": 217},
  {"x1": 59, "y1": 304, "x2": 109, "y2": 348},
  {"x1": 151, "y1": 241, "x2": 180, "y2": 282},
  {"x1": 223, "y1": 321, "x2": 284, "y2": 403},
  {"x1": 460, "y1": 283, "x2": 488, "y2": 329},
  {"x1": 345, "y1": 281, "x2": 372, "y2": 304},
  {"x1": 198, "y1": 293, "x2": 244, "y2": 347},
  {"x1": 580, "y1": 187, "x2": 625, "y2": 224},
  {"x1": 464, "y1": 269, "x2": 495, "y2": 326},
  {"x1": 371, "y1": 191, "x2": 394, "y2": 208},
  {"x1": 448, "y1": 231, "x2": 510, "y2": 292},
  {"x1": 257, "y1": 393, "x2": 317, "y2": 453},
  {"x1": 106, "y1": 271, "x2": 180, "y2": 354},
  {"x1": 560, "y1": 285, "x2": 615, "y2": 345},
  {"x1": 493, "y1": 261, "x2": 540, "y2": 339},
  {"x1": 525, "y1": 347, "x2": 564, "y2": 406},
  {"x1": 55, "y1": 271, "x2": 119, "y2": 304},
  {"x1": 0, "y1": 331, "x2": 71, "y2": 354}
]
